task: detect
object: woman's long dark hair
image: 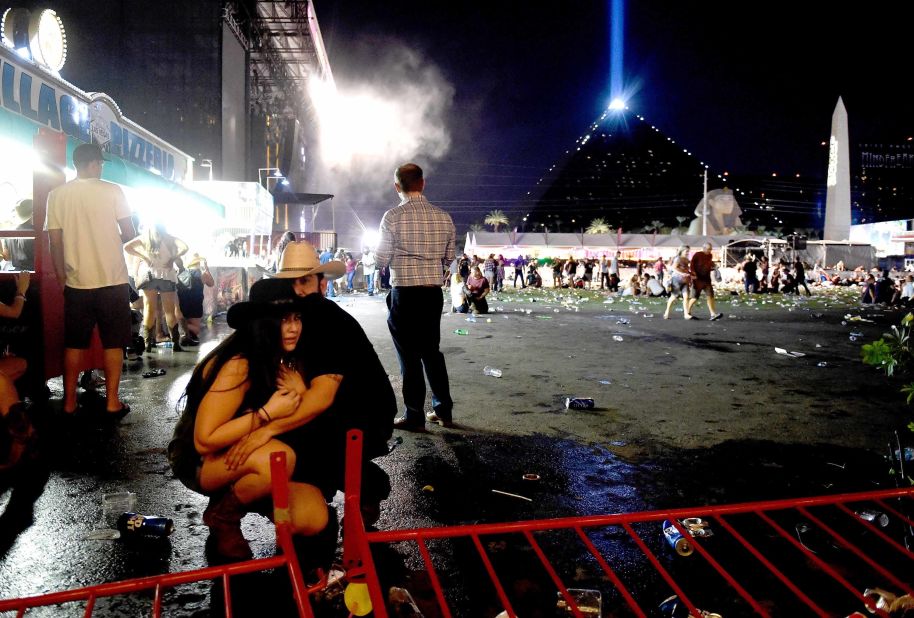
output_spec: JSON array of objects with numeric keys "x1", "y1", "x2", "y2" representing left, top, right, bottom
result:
[{"x1": 179, "y1": 313, "x2": 288, "y2": 419}]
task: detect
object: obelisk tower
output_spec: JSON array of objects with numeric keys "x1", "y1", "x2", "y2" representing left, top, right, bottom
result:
[{"x1": 823, "y1": 97, "x2": 851, "y2": 241}]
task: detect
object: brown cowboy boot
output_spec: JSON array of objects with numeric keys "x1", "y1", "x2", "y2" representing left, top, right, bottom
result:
[{"x1": 202, "y1": 488, "x2": 252, "y2": 561}]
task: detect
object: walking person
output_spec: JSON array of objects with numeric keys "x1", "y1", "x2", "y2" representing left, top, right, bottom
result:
[
  {"x1": 125, "y1": 223, "x2": 189, "y2": 352},
  {"x1": 742, "y1": 254, "x2": 759, "y2": 294},
  {"x1": 663, "y1": 246, "x2": 694, "y2": 320},
  {"x1": 47, "y1": 143, "x2": 136, "y2": 419},
  {"x1": 654, "y1": 256, "x2": 666, "y2": 285},
  {"x1": 599, "y1": 254, "x2": 610, "y2": 290},
  {"x1": 794, "y1": 258, "x2": 811, "y2": 296},
  {"x1": 687, "y1": 242, "x2": 723, "y2": 320},
  {"x1": 609, "y1": 251, "x2": 620, "y2": 292},
  {"x1": 376, "y1": 163, "x2": 456, "y2": 430},
  {"x1": 513, "y1": 255, "x2": 527, "y2": 288}
]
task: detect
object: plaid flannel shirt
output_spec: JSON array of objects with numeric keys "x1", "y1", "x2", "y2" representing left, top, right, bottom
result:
[{"x1": 375, "y1": 195, "x2": 456, "y2": 287}]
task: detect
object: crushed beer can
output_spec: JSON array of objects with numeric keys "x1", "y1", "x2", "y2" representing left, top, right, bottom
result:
[
  {"x1": 662, "y1": 519, "x2": 693, "y2": 556},
  {"x1": 117, "y1": 512, "x2": 174, "y2": 538},
  {"x1": 565, "y1": 397, "x2": 595, "y2": 410}
]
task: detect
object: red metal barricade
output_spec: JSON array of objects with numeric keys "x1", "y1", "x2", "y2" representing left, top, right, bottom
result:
[
  {"x1": 342, "y1": 431, "x2": 914, "y2": 618},
  {"x1": 0, "y1": 452, "x2": 322, "y2": 618}
]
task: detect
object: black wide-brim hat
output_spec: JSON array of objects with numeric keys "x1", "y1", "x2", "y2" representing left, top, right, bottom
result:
[{"x1": 226, "y1": 277, "x2": 305, "y2": 329}]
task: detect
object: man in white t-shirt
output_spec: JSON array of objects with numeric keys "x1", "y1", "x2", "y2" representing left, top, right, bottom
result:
[
  {"x1": 360, "y1": 248, "x2": 377, "y2": 295},
  {"x1": 47, "y1": 143, "x2": 137, "y2": 420}
]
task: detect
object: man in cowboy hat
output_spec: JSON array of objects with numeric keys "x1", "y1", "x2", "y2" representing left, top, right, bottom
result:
[
  {"x1": 47, "y1": 142, "x2": 137, "y2": 420},
  {"x1": 224, "y1": 241, "x2": 397, "y2": 525},
  {"x1": 3, "y1": 199, "x2": 34, "y2": 271},
  {"x1": 376, "y1": 162, "x2": 456, "y2": 430}
]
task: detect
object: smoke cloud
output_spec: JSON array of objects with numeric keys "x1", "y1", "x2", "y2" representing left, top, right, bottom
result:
[{"x1": 304, "y1": 39, "x2": 455, "y2": 245}]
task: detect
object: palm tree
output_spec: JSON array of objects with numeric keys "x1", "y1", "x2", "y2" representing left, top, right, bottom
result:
[
  {"x1": 484, "y1": 209, "x2": 509, "y2": 233},
  {"x1": 586, "y1": 218, "x2": 610, "y2": 234},
  {"x1": 755, "y1": 225, "x2": 767, "y2": 236},
  {"x1": 650, "y1": 220, "x2": 664, "y2": 233},
  {"x1": 469, "y1": 223, "x2": 484, "y2": 233},
  {"x1": 675, "y1": 216, "x2": 689, "y2": 233}
]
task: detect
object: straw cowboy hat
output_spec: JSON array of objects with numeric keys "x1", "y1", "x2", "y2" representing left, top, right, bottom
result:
[
  {"x1": 273, "y1": 241, "x2": 345, "y2": 280},
  {"x1": 185, "y1": 253, "x2": 206, "y2": 269},
  {"x1": 12, "y1": 199, "x2": 32, "y2": 225},
  {"x1": 226, "y1": 277, "x2": 308, "y2": 329}
]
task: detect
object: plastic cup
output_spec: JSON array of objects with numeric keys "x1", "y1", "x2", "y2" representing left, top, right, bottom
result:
[{"x1": 101, "y1": 492, "x2": 136, "y2": 526}]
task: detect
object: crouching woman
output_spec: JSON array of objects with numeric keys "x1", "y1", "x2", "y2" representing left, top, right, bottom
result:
[{"x1": 168, "y1": 286, "x2": 327, "y2": 561}]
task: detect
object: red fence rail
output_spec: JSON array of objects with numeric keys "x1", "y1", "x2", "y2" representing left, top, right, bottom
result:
[
  {"x1": 343, "y1": 430, "x2": 914, "y2": 617},
  {"x1": 0, "y1": 452, "x2": 320, "y2": 618}
]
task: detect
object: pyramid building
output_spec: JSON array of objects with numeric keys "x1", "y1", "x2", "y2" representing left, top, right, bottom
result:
[{"x1": 529, "y1": 109, "x2": 711, "y2": 232}]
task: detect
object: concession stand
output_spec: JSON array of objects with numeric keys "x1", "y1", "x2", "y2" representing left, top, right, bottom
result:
[{"x1": 0, "y1": 10, "x2": 228, "y2": 397}]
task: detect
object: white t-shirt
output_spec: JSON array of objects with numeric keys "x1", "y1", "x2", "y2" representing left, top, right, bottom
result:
[
  {"x1": 647, "y1": 278, "x2": 665, "y2": 295},
  {"x1": 362, "y1": 252, "x2": 376, "y2": 275},
  {"x1": 46, "y1": 178, "x2": 131, "y2": 289},
  {"x1": 902, "y1": 282, "x2": 914, "y2": 299}
]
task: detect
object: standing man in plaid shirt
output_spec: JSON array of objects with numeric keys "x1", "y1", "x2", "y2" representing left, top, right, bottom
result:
[{"x1": 376, "y1": 163, "x2": 456, "y2": 430}]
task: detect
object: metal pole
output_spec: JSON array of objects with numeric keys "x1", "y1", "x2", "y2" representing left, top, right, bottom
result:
[{"x1": 702, "y1": 169, "x2": 708, "y2": 237}]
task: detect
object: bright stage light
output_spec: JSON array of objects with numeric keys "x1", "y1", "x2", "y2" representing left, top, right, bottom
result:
[
  {"x1": 362, "y1": 229, "x2": 380, "y2": 249},
  {"x1": 609, "y1": 98, "x2": 626, "y2": 111},
  {"x1": 308, "y1": 76, "x2": 399, "y2": 167}
]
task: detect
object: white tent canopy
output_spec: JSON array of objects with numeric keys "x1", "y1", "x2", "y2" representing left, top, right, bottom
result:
[{"x1": 468, "y1": 231, "x2": 771, "y2": 260}]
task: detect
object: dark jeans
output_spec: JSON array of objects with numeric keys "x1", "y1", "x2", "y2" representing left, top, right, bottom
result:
[
  {"x1": 514, "y1": 271, "x2": 526, "y2": 288},
  {"x1": 387, "y1": 287, "x2": 454, "y2": 422},
  {"x1": 600, "y1": 272, "x2": 609, "y2": 289}
]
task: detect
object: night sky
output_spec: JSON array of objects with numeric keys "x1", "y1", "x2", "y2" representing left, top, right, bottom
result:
[{"x1": 317, "y1": 1, "x2": 912, "y2": 223}]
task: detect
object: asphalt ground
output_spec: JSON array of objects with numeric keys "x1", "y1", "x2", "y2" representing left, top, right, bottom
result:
[{"x1": 0, "y1": 282, "x2": 911, "y2": 616}]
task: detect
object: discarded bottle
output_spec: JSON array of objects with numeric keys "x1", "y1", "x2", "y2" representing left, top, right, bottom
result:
[
  {"x1": 662, "y1": 519, "x2": 693, "y2": 556},
  {"x1": 483, "y1": 366, "x2": 503, "y2": 378},
  {"x1": 453, "y1": 329, "x2": 468, "y2": 335},
  {"x1": 117, "y1": 512, "x2": 175, "y2": 538},
  {"x1": 856, "y1": 509, "x2": 890, "y2": 527},
  {"x1": 565, "y1": 397, "x2": 595, "y2": 410}
]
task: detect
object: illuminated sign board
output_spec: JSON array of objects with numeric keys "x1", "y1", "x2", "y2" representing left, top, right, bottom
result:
[{"x1": 0, "y1": 43, "x2": 191, "y2": 183}]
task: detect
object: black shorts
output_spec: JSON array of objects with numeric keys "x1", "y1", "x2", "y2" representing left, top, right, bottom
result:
[{"x1": 64, "y1": 284, "x2": 132, "y2": 349}]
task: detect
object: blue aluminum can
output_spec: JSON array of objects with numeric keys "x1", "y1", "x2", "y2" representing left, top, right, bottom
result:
[
  {"x1": 565, "y1": 397, "x2": 595, "y2": 410},
  {"x1": 662, "y1": 519, "x2": 692, "y2": 556},
  {"x1": 117, "y1": 512, "x2": 175, "y2": 537}
]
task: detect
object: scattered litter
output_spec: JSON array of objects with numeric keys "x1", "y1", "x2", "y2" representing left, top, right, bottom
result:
[
  {"x1": 84, "y1": 529, "x2": 121, "y2": 541},
  {"x1": 421, "y1": 485, "x2": 434, "y2": 492},
  {"x1": 466, "y1": 316, "x2": 477, "y2": 323},
  {"x1": 863, "y1": 588, "x2": 914, "y2": 615},
  {"x1": 662, "y1": 520, "x2": 693, "y2": 556},
  {"x1": 486, "y1": 318, "x2": 492, "y2": 323},
  {"x1": 556, "y1": 589, "x2": 602, "y2": 616},
  {"x1": 826, "y1": 462, "x2": 846, "y2": 469},
  {"x1": 598, "y1": 379, "x2": 611, "y2": 385},
  {"x1": 483, "y1": 366, "x2": 503, "y2": 378},
  {"x1": 845, "y1": 314, "x2": 875, "y2": 323},
  {"x1": 491, "y1": 489, "x2": 532, "y2": 502},
  {"x1": 893, "y1": 447, "x2": 914, "y2": 462},
  {"x1": 453, "y1": 329, "x2": 468, "y2": 335},
  {"x1": 612, "y1": 335, "x2": 624, "y2": 342},
  {"x1": 142, "y1": 368, "x2": 166, "y2": 378},
  {"x1": 815, "y1": 344, "x2": 822, "y2": 348},
  {"x1": 566, "y1": 397, "x2": 595, "y2": 410},
  {"x1": 817, "y1": 362, "x2": 828, "y2": 368},
  {"x1": 643, "y1": 313, "x2": 654, "y2": 318},
  {"x1": 856, "y1": 509, "x2": 889, "y2": 527},
  {"x1": 774, "y1": 347, "x2": 805, "y2": 358},
  {"x1": 522, "y1": 473, "x2": 540, "y2": 481},
  {"x1": 616, "y1": 318, "x2": 630, "y2": 325},
  {"x1": 388, "y1": 587, "x2": 421, "y2": 616},
  {"x1": 536, "y1": 315, "x2": 553, "y2": 319}
]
